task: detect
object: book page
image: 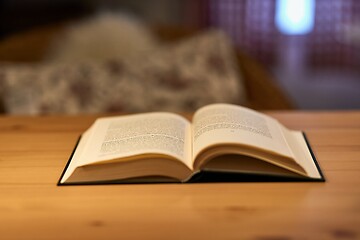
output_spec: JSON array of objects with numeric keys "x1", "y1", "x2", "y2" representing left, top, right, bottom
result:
[
  {"x1": 60, "y1": 126, "x2": 94, "y2": 183},
  {"x1": 281, "y1": 128, "x2": 322, "y2": 179},
  {"x1": 192, "y1": 104, "x2": 294, "y2": 161},
  {"x1": 77, "y1": 112, "x2": 193, "y2": 169}
]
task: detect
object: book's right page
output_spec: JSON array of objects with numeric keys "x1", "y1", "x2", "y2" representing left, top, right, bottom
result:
[
  {"x1": 281, "y1": 128, "x2": 322, "y2": 179},
  {"x1": 191, "y1": 104, "x2": 311, "y2": 176}
]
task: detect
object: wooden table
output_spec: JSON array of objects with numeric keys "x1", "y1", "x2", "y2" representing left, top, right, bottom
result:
[{"x1": 1, "y1": 111, "x2": 360, "y2": 240}]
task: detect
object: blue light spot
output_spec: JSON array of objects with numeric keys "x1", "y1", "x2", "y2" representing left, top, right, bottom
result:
[{"x1": 275, "y1": 0, "x2": 315, "y2": 35}]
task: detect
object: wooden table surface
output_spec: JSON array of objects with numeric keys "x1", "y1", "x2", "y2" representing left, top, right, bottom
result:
[{"x1": 0, "y1": 111, "x2": 360, "y2": 240}]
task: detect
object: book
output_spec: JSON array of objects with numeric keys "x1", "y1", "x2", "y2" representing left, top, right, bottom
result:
[{"x1": 58, "y1": 103, "x2": 325, "y2": 185}]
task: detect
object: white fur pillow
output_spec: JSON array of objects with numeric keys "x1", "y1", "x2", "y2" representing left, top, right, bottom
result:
[{"x1": 46, "y1": 13, "x2": 159, "y2": 62}]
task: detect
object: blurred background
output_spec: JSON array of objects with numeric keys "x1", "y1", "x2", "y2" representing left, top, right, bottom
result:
[{"x1": 0, "y1": 0, "x2": 359, "y2": 114}]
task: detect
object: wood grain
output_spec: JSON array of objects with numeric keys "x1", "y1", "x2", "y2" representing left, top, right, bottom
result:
[{"x1": 0, "y1": 112, "x2": 359, "y2": 240}]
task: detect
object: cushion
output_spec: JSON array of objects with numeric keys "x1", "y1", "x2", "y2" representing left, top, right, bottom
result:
[{"x1": 0, "y1": 30, "x2": 246, "y2": 114}]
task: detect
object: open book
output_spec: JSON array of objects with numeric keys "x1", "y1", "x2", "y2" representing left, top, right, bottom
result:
[{"x1": 58, "y1": 104, "x2": 324, "y2": 185}]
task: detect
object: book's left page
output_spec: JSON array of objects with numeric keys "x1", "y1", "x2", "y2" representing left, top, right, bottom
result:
[{"x1": 60, "y1": 112, "x2": 193, "y2": 184}]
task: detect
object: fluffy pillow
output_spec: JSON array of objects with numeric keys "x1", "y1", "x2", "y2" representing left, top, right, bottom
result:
[
  {"x1": 45, "y1": 13, "x2": 159, "y2": 62},
  {"x1": 0, "y1": 30, "x2": 246, "y2": 114}
]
